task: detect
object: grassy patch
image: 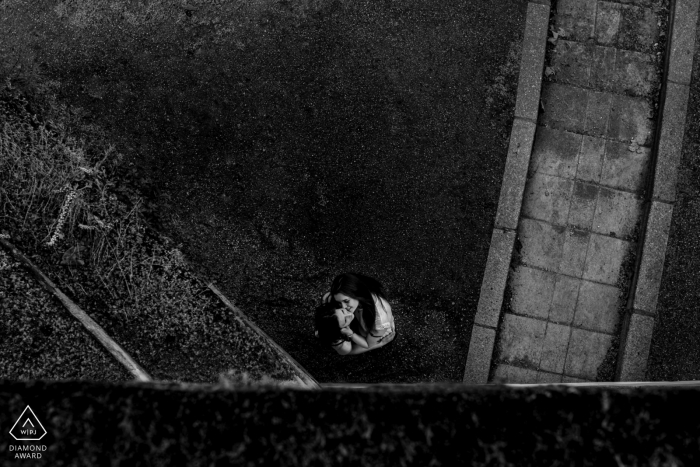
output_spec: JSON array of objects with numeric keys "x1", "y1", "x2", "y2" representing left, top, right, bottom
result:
[{"x1": 0, "y1": 80, "x2": 297, "y2": 383}]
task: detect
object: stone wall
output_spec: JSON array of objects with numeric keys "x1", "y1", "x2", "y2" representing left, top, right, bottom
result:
[{"x1": 1, "y1": 380, "x2": 698, "y2": 465}]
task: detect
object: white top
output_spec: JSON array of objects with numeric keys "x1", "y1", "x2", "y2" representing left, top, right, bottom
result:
[{"x1": 363, "y1": 294, "x2": 394, "y2": 336}]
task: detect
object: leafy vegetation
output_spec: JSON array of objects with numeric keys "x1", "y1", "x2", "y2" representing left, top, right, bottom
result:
[{"x1": 0, "y1": 78, "x2": 297, "y2": 384}]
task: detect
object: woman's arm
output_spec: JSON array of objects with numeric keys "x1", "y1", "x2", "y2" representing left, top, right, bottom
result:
[
  {"x1": 345, "y1": 328, "x2": 392, "y2": 355},
  {"x1": 332, "y1": 340, "x2": 352, "y2": 355},
  {"x1": 366, "y1": 328, "x2": 390, "y2": 349},
  {"x1": 340, "y1": 327, "x2": 368, "y2": 349},
  {"x1": 332, "y1": 331, "x2": 372, "y2": 355}
]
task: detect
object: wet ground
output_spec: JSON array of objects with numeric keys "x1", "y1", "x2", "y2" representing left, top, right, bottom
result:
[{"x1": 3, "y1": 0, "x2": 528, "y2": 383}]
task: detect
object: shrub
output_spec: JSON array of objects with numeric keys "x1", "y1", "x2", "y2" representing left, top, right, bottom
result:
[{"x1": 0, "y1": 78, "x2": 296, "y2": 383}]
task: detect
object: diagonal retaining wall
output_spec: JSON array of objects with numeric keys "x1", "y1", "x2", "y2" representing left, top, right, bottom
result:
[
  {"x1": 463, "y1": 0, "x2": 551, "y2": 384},
  {"x1": 206, "y1": 282, "x2": 320, "y2": 388},
  {"x1": 0, "y1": 237, "x2": 319, "y2": 388}
]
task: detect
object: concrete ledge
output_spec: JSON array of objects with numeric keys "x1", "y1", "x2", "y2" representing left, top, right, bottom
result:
[
  {"x1": 618, "y1": 313, "x2": 656, "y2": 381},
  {"x1": 652, "y1": 82, "x2": 690, "y2": 203},
  {"x1": 474, "y1": 228, "x2": 516, "y2": 328},
  {"x1": 494, "y1": 0, "x2": 549, "y2": 231},
  {"x1": 7, "y1": 380, "x2": 700, "y2": 464},
  {"x1": 632, "y1": 201, "x2": 674, "y2": 314},
  {"x1": 463, "y1": 325, "x2": 497, "y2": 384},
  {"x1": 464, "y1": 1, "x2": 551, "y2": 383},
  {"x1": 494, "y1": 118, "x2": 537, "y2": 230},
  {"x1": 514, "y1": 2, "x2": 550, "y2": 122},
  {"x1": 208, "y1": 284, "x2": 320, "y2": 389},
  {"x1": 667, "y1": 0, "x2": 700, "y2": 86}
]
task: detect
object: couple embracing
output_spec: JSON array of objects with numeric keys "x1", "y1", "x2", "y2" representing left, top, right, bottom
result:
[{"x1": 314, "y1": 273, "x2": 396, "y2": 355}]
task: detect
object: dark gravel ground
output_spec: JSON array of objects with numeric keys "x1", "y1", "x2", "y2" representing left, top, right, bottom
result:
[
  {"x1": 161, "y1": 1, "x2": 526, "y2": 383},
  {"x1": 646, "y1": 12, "x2": 700, "y2": 381},
  {"x1": 2, "y1": 0, "x2": 527, "y2": 383}
]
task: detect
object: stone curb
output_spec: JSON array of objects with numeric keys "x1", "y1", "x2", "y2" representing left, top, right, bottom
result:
[
  {"x1": 208, "y1": 284, "x2": 321, "y2": 389},
  {"x1": 494, "y1": 119, "x2": 538, "y2": 230},
  {"x1": 616, "y1": 0, "x2": 700, "y2": 382},
  {"x1": 463, "y1": 325, "x2": 497, "y2": 384},
  {"x1": 463, "y1": 1, "x2": 550, "y2": 384},
  {"x1": 473, "y1": 229, "x2": 517, "y2": 328},
  {"x1": 632, "y1": 201, "x2": 674, "y2": 315}
]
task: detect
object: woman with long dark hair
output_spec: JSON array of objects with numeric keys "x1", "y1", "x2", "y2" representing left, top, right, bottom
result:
[{"x1": 316, "y1": 272, "x2": 396, "y2": 355}]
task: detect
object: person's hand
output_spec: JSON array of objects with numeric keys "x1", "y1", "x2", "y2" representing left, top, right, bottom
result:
[{"x1": 340, "y1": 327, "x2": 353, "y2": 337}]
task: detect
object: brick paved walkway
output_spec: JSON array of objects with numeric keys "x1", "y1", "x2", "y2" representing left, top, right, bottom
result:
[{"x1": 491, "y1": 0, "x2": 668, "y2": 383}]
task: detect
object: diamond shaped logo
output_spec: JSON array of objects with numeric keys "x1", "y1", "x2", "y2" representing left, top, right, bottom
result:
[{"x1": 9, "y1": 406, "x2": 46, "y2": 441}]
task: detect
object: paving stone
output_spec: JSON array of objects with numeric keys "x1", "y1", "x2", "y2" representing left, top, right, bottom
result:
[
  {"x1": 550, "y1": 40, "x2": 593, "y2": 87},
  {"x1": 589, "y1": 46, "x2": 617, "y2": 92},
  {"x1": 519, "y1": 218, "x2": 566, "y2": 272},
  {"x1": 595, "y1": 2, "x2": 659, "y2": 53},
  {"x1": 601, "y1": 140, "x2": 651, "y2": 193},
  {"x1": 522, "y1": 172, "x2": 574, "y2": 226},
  {"x1": 576, "y1": 136, "x2": 606, "y2": 182},
  {"x1": 568, "y1": 181, "x2": 599, "y2": 230},
  {"x1": 618, "y1": 4, "x2": 659, "y2": 53},
  {"x1": 564, "y1": 328, "x2": 614, "y2": 380},
  {"x1": 511, "y1": 266, "x2": 557, "y2": 319},
  {"x1": 584, "y1": 91, "x2": 612, "y2": 137},
  {"x1": 497, "y1": 313, "x2": 546, "y2": 370},
  {"x1": 537, "y1": 371, "x2": 564, "y2": 384},
  {"x1": 540, "y1": 83, "x2": 589, "y2": 133},
  {"x1": 574, "y1": 281, "x2": 623, "y2": 334},
  {"x1": 529, "y1": 127, "x2": 582, "y2": 179},
  {"x1": 592, "y1": 188, "x2": 644, "y2": 240},
  {"x1": 549, "y1": 274, "x2": 581, "y2": 324},
  {"x1": 555, "y1": 0, "x2": 597, "y2": 41},
  {"x1": 607, "y1": 94, "x2": 654, "y2": 146},
  {"x1": 539, "y1": 322, "x2": 571, "y2": 373},
  {"x1": 583, "y1": 233, "x2": 631, "y2": 285},
  {"x1": 595, "y1": 2, "x2": 623, "y2": 46},
  {"x1": 615, "y1": 0, "x2": 653, "y2": 8},
  {"x1": 492, "y1": 364, "x2": 539, "y2": 384},
  {"x1": 559, "y1": 228, "x2": 590, "y2": 277},
  {"x1": 590, "y1": 47, "x2": 658, "y2": 97},
  {"x1": 612, "y1": 49, "x2": 658, "y2": 97}
]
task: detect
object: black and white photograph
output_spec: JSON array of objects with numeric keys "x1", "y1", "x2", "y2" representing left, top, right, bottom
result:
[{"x1": 1, "y1": 0, "x2": 700, "y2": 464}]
